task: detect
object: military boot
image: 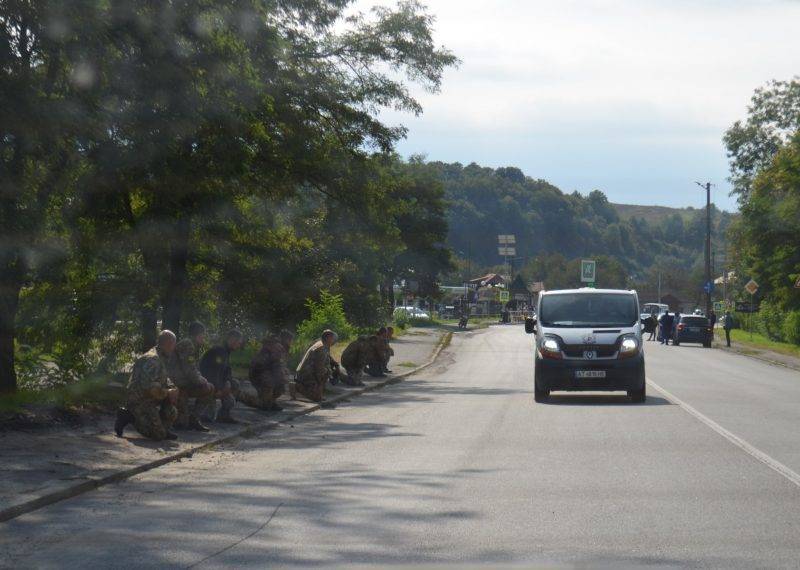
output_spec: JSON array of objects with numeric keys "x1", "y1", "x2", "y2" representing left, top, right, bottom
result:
[
  {"x1": 187, "y1": 416, "x2": 210, "y2": 432},
  {"x1": 114, "y1": 407, "x2": 134, "y2": 437}
]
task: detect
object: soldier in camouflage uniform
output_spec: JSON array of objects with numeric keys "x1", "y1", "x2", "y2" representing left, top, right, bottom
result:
[
  {"x1": 249, "y1": 329, "x2": 293, "y2": 412},
  {"x1": 169, "y1": 321, "x2": 215, "y2": 432},
  {"x1": 294, "y1": 330, "x2": 337, "y2": 402},
  {"x1": 115, "y1": 330, "x2": 180, "y2": 441},
  {"x1": 383, "y1": 326, "x2": 395, "y2": 373},
  {"x1": 200, "y1": 329, "x2": 245, "y2": 423},
  {"x1": 340, "y1": 336, "x2": 378, "y2": 386},
  {"x1": 365, "y1": 328, "x2": 389, "y2": 377}
]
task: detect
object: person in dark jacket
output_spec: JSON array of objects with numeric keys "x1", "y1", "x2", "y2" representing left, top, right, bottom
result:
[
  {"x1": 199, "y1": 329, "x2": 244, "y2": 423},
  {"x1": 709, "y1": 309, "x2": 717, "y2": 339},
  {"x1": 659, "y1": 311, "x2": 674, "y2": 345},
  {"x1": 723, "y1": 310, "x2": 734, "y2": 347},
  {"x1": 644, "y1": 313, "x2": 657, "y2": 341}
]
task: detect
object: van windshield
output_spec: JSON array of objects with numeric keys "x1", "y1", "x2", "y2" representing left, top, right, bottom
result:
[{"x1": 540, "y1": 293, "x2": 639, "y2": 327}]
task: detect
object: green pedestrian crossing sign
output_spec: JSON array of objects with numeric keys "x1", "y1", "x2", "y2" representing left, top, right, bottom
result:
[{"x1": 580, "y1": 259, "x2": 596, "y2": 283}]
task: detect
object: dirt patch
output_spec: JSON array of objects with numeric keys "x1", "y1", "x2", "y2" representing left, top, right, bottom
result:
[{"x1": 0, "y1": 405, "x2": 108, "y2": 432}]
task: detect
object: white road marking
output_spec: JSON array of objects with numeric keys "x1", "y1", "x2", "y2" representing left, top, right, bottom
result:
[{"x1": 647, "y1": 377, "x2": 800, "y2": 489}]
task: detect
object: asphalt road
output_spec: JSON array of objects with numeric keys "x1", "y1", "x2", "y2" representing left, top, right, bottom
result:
[{"x1": 3, "y1": 325, "x2": 800, "y2": 569}]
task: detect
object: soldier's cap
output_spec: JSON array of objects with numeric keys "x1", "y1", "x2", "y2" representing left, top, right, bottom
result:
[
  {"x1": 321, "y1": 329, "x2": 338, "y2": 341},
  {"x1": 188, "y1": 321, "x2": 206, "y2": 337}
]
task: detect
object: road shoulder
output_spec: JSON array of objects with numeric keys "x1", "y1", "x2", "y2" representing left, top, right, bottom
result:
[{"x1": 0, "y1": 328, "x2": 452, "y2": 523}]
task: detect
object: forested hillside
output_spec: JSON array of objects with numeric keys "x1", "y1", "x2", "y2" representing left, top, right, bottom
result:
[{"x1": 433, "y1": 162, "x2": 735, "y2": 292}]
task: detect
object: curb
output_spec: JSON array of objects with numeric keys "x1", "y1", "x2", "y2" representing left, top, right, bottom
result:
[
  {"x1": 0, "y1": 331, "x2": 452, "y2": 524},
  {"x1": 714, "y1": 343, "x2": 800, "y2": 373}
]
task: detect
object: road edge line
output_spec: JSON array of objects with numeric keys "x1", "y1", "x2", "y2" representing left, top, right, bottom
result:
[
  {"x1": 647, "y1": 377, "x2": 800, "y2": 489},
  {"x1": 0, "y1": 330, "x2": 452, "y2": 524}
]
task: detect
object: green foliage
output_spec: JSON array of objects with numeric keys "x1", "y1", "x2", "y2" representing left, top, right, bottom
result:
[
  {"x1": 783, "y1": 311, "x2": 800, "y2": 346},
  {"x1": 756, "y1": 299, "x2": 786, "y2": 341},
  {"x1": 294, "y1": 291, "x2": 355, "y2": 356},
  {"x1": 392, "y1": 310, "x2": 410, "y2": 330},
  {"x1": 436, "y1": 161, "x2": 733, "y2": 302},
  {"x1": 724, "y1": 78, "x2": 800, "y2": 204},
  {"x1": 0, "y1": 2, "x2": 458, "y2": 393}
]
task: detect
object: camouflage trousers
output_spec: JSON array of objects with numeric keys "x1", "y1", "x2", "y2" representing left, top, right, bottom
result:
[
  {"x1": 295, "y1": 375, "x2": 326, "y2": 402},
  {"x1": 175, "y1": 385, "x2": 215, "y2": 427},
  {"x1": 342, "y1": 366, "x2": 365, "y2": 386},
  {"x1": 129, "y1": 400, "x2": 177, "y2": 441}
]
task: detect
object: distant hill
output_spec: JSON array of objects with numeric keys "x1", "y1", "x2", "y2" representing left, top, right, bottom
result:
[{"x1": 611, "y1": 203, "x2": 698, "y2": 224}]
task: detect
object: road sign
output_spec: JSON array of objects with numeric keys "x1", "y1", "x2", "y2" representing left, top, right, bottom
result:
[
  {"x1": 703, "y1": 281, "x2": 714, "y2": 294},
  {"x1": 498, "y1": 246, "x2": 516, "y2": 256},
  {"x1": 498, "y1": 290, "x2": 510, "y2": 302},
  {"x1": 735, "y1": 301, "x2": 759, "y2": 313},
  {"x1": 497, "y1": 234, "x2": 516, "y2": 245},
  {"x1": 580, "y1": 259, "x2": 596, "y2": 283},
  {"x1": 744, "y1": 279, "x2": 759, "y2": 295}
]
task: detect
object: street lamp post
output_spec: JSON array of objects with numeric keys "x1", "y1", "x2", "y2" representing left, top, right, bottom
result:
[{"x1": 695, "y1": 181, "x2": 713, "y2": 316}]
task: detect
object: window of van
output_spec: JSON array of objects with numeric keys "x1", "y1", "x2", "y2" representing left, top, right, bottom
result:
[{"x1": 540, "y1": 293, "x2": 638, "y2": 327}]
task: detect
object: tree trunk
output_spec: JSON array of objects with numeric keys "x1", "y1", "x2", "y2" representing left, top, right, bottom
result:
[
  {"x1": 139, "y1": 307, "x2": 158, "y2": 352},
  {"x1": 161, "y1": 217, "x2": 191, "y2": 335},
  {"x1": 0, "y1": 263, "x2": 22, "y2": 395}
]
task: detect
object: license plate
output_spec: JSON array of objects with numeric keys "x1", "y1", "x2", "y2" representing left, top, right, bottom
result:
[
  {"x1": 690, "y1": 327, "x2": 700, "y2": 332},
  {"x1": 576, "y1": 370, "x2": 606, "y2": 379}
]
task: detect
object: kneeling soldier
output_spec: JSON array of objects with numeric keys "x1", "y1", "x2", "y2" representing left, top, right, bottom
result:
[
  {"x1": 340, "y1": 336, "x2": 374, "y2": 386},
  {"x1": 170, "y1": 321, "x2": 215, "y2": 432},
  {"x1": 249, "y1": 330, "x2": 293, "y2": 412},
  {"x1": 115, "y1": 330, "x2": 180, "y2": 441},
  {"x1": 200, "y1": 329, "x2": 245, "y2": 423},
  {"x1": 295, "y1": 330, "x2": 337, "y2": 402}
]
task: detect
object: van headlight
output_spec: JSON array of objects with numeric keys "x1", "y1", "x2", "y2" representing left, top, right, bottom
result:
[
  {"x1": 618, "y1": 336, "x2": 639, "y2": 359},
  {"x1": 539, "y1": 336, "x2": 562, "y2": 360}
]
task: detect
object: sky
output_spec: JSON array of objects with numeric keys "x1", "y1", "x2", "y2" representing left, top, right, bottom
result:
[{"x1": 356, "y1": 0, "x2": 800, "y2": 211}]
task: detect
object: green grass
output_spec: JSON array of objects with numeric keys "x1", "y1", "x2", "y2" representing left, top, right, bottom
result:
[
  {"x1": 728, "y1": 329, "x2": 800, "y2": 359},
  {"x1": 0, "y1": 375, "x2": 123, "y2": 413},
  {"x1": 396, "y1": 361, "x2": 417, "y2": 368}
]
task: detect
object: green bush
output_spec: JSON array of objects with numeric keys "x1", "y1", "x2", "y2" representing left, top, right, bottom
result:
[
  {"x1": 392, "y1": 310, "x2": 410, "y2": 330},
  {"x1": 294, "y1": 291, "x2": 355, "y2": 358},
  {"x1": 783, "y1": 311, "x2": 800, "y2": 346},
  {"x1": 756, "y1": 299, "x2": 786, "y2": 341}
]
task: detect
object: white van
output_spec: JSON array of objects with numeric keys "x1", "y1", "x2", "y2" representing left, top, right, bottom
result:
[{"x1": 525, "y1": 288, "x2": 646, "y2": 403}]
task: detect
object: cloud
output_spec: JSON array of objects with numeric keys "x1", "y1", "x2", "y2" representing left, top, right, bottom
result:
[{"x1": 354, "y1": 0, "x2": 800, "y2": 210}]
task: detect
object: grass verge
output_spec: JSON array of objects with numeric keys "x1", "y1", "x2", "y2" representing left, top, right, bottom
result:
[{"x1": 727, "y1": 329, "x2": 800, "y2": 360}]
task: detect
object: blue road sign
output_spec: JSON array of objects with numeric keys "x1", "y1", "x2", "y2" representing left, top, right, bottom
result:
[{"x1": 703, "y1": 281, "x2": 714, "y2": 294}]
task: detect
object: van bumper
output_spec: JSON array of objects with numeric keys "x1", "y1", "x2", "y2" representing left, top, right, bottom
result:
[{"x1": 536, "y1": 353, "x2": 645, "y2": 392}]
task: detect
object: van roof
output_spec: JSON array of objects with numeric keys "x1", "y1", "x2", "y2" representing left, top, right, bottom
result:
[{"x1": 540, "y1": 288, "x2": 636, "y2": 296}]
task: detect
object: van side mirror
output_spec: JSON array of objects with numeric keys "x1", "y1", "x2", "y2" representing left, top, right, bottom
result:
[{"x1": 524, "y1": 317, "x2": 537, "y2": 334}]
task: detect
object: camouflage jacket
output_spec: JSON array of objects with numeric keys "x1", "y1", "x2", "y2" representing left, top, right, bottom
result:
[
  {"x1": 168, "y1": 338, "x2": 207, "y2": 389},
  {"x1": 249, "y1": 337, "x2": 288, "y2": 388},
  {"x1": 296, "y1": 340, "x2": 331, "y2": 384},
  {"x1": 341, "y1": 336, "x2": 381, "y2": 371},
  {"x1": 127, "y1": 347, "x2": 175, "y2": 403}
]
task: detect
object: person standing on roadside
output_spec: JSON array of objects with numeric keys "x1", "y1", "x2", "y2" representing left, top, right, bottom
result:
[
  {"x1": 709, "y1": 309, "x2": 717, "y2": 339},
  {"x1": 645, "y1": 313, "x2": 657, "y2": 341},
  {"x1": 673, "y1": 311, "x2": 682, "y2": 343},
  {"x1": 659, "y1": 311, "x2": 673, "y2": 345},
  {"x1": 723, "y1": 310, "x2": 734, "y2": 347}
]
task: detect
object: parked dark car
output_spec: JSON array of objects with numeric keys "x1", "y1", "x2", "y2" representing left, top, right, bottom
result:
[{"x1": 674, "y1": 315, "x2": 713, "y2": 347}]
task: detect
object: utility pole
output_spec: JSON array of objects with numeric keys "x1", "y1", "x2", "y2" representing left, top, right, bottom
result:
[
  {"x1": 696, "y1": 181, "x2": 713, "y2": 316},
  {"x1": 657, "y1": 271, "x2": 662, "y2": 303}
]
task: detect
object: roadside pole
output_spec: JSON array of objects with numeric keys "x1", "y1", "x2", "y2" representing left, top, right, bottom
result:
[{"x1": 696, "y1": 181, "x2": 713, "y2": 317}]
